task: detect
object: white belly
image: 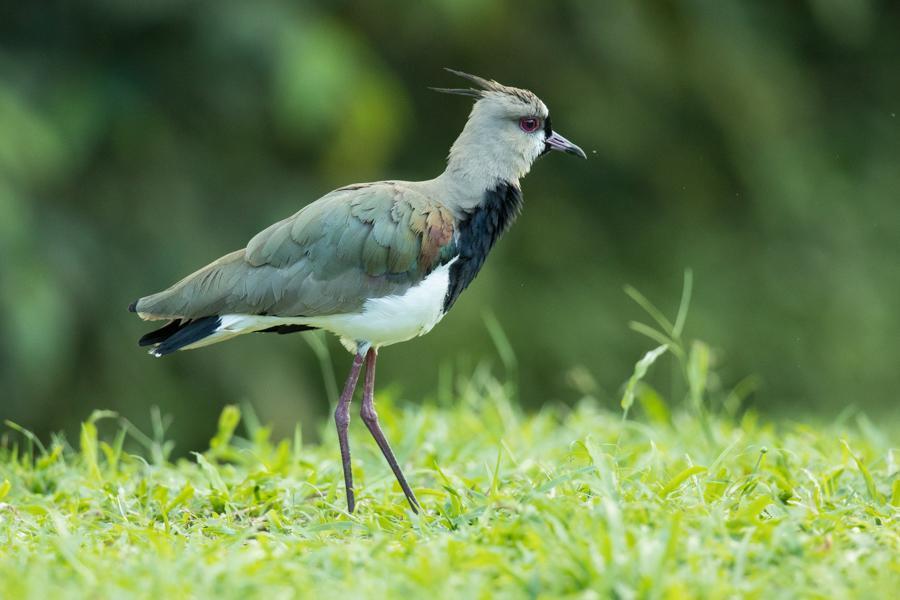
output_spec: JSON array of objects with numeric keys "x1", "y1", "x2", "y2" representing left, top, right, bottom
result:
[{"x1": 190, "y1": 259, "x2": 455, "y2": 353}]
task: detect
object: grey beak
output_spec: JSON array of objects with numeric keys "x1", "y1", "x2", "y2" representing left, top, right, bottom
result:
[{"x1": 545, "y1": 131, "x2": 587, "y2": 159}]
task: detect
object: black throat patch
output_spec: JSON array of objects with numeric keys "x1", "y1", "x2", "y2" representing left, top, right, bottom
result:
[
  {"x1": 443, "y1": 181, "x2": 524, "y2": 312},
  {"x1": 540, "y1": 115, "x2": 554, "y2": 156}
]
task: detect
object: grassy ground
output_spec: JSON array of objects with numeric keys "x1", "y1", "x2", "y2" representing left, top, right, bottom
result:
[
  {"x1": 2, "y1": 284, "x2": 898, "y2": 598},
  {"x1": 1, "y1": 370, "x2": 897, "y2": 599}
]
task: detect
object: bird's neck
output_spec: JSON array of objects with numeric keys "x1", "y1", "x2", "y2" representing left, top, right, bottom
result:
[
  {"x1": 441, "y1": 179, "x2": 523, "y2": 312},
  {"x1": 437, "y1": 127, "x2": 531, "y2": 209},
  {"x1": 435, "y1": 157, "x2": 523, "y2": 214}
]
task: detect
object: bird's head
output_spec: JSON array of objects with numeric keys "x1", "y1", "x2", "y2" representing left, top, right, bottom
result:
[{"x1": 434, "y1": 69, "x2": 585, "y2": 185}]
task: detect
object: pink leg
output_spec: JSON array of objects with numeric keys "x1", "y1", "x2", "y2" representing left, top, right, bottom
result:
[
  {"x1": 360, "y1": 347, "x2": 420, "y2": 512},
  {"x1": 334, "y1": 350, "x2": 365, "y2": 513}
]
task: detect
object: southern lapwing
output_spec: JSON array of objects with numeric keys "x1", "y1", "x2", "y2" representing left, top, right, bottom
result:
[{"x1": 130, "y1": 70, "x2": 585, "y2": 513}]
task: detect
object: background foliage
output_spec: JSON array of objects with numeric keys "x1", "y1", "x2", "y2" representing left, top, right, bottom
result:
[{"x1": 1, "y1": 0, "x2": 898, "y2": 448}]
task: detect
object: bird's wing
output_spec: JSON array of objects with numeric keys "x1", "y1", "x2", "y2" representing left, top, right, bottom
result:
[{"x1": 133, "y1": 183, "x2": 456, "y2": 320}]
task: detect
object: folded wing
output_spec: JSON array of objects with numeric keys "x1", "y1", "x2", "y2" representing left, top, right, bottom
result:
[{"x1": 132, "y1": 183, "x2": 456, "y2": 320}]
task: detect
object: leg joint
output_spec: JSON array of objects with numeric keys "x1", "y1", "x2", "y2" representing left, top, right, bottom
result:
[
  {"x1": 334, "y1": 406, "x2": 351, "y2": 429},
  {"x1": 360, "y1": 404, "x2": 378, "y2": 426}
]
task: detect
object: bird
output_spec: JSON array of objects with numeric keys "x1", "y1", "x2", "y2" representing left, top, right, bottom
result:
[{"x1": 129, "y1": 69, "x2": 585, "y2": 513}]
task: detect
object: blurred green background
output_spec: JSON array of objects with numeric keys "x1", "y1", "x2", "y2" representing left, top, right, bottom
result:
[{"x1": 1, "y1": 0, "x2": 898, "y2": 449}]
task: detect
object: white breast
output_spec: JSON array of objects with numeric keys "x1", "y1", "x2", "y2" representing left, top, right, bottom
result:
[{"x1": 304, "y1": 258, "x2": 456, "y2": 351}]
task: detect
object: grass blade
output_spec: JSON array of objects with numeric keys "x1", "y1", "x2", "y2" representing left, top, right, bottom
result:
[
  {"x1": 673, "y1": 269, "x2": 693, "y2": 339},
  {"x1": 625, "y1": 285, "x2": 675, "y2": 337},
  {"x1": 622, "y1": 344, "x2": 668, "y2": 416},
  {"x1": 659, "y1": 465, "x2": 707, "y2": 497},
  {"x1": 841, "y1": 440, "x2": 883, "y2": 503}
]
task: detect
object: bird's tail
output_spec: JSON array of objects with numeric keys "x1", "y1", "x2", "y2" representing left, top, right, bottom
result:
[
  {"x1": 136, "y1": 313, "x2": 318, "y2": 357},
  {"x1": 138, "y1": 317, "x2": 221, "y2": 357}
]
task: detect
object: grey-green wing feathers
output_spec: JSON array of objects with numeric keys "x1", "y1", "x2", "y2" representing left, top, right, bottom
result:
[{"x1": 133, "y1": 183, "x2": 456, "y2": 320}]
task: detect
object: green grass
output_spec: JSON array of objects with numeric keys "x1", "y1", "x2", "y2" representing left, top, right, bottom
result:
[
  {"x1": 1, "y1": 375, "x2": 897, "y2": 598},
  {"x1": 1, "y1": 280, "x2": 898, "y2": 598}
]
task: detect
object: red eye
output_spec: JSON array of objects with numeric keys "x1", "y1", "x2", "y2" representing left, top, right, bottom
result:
[{"x1": 519, "y1": 117, "x2": 541, "y2": 133}]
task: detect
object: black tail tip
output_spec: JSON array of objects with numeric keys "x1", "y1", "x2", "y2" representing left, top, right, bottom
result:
[{"x1": 128, "y1": 300, "x2": 138, "y2": 313}]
